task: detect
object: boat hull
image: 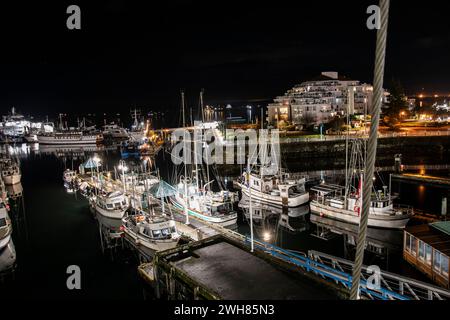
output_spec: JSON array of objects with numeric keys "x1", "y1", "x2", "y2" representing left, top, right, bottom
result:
[
  {"x1": 94, "y1": 204, "x2": 126, "y2": 220},
  {"x1": 123, "y1": 230, "x2": 179, "y2": 257},
  {"x1": 310, "y1": 201, "x2": 411, "y2": 229},
  {"x1": 238, "y1": 182, "x2": 309, "y2": 208},
  {"x1": 0, "y1": 234, "x2": 11, "y2": 250},
  {"x1": 37, "y1": 135, "x2": 99, "y2": 145},
  {"x1": 3, "y1": 174, "x2": 21, "y2": 185}
]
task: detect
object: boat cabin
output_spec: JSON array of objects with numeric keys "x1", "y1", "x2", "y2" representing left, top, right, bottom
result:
[
  {"x1": 125, "y1": 214, "x2": 177, "y2": 240},
  {"x1": 403, "y1": 222, "x2": 450, "y2": 288},
  {"x1": 96, "y1": 191, "x2": 127, "y2": 211}
]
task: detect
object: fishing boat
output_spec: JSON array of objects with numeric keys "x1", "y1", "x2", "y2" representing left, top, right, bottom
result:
[
  {"x1": 171, "y1": 90, "x2": 238, "y2": 226},
  {"x1": 0, "y1": 201, "x2": 12, "y2": 251},
  {"x1": 0, "y1": 237, "x2": 16, "y2": 275},
  {"x1": 91, "y1": 190, "x2": 129, "y2": 220},
  {"x1": 102, "y1": 124, "x2": 129, "y2": 140},
  {"x1": 0, "y1": 158, "x2": 21, "y2": 185},
  {"x1": 119, "y1": 140, "x2": 141, "y2": 158},
  {"x1": 172, "y1": 180, "x2": 238, "y2": 226},
  {"x1": 63, "y1": 169, "x2": 77, "y2": 184},
  {"x1": 122, "y1": 209, "x2": 180, "y2": 257},
  {"x1": 235, "y1": 168, "x2": 309, "y2": 208},
  {"x1": 128, "y1": 108, "x2": 146, "y2": 142},
  {"x1": 309, "y1": 140, "x2": 412, "y2": 229}
]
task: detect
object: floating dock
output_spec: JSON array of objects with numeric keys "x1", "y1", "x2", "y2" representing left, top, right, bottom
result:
[
  {"x1": 392, "y1": 173, "x2": 450, "y2": 188},
  {"x1": 139, "y1": 235, "x2": 344, "y2": 300}
]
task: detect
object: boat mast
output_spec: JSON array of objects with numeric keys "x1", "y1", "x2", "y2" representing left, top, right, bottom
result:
[
  {"x1": 344, "y1": 91, "x2": 350, "y2": 209},
  {"x1": 200, "y1": 89, "x2": 205, "y2": 123},
  {"x1": 181, "y1": 90, "x2": 190, "y2": 225},
  {"x1": 247, "y1": 157, "x2": 254, "y2": 253}
]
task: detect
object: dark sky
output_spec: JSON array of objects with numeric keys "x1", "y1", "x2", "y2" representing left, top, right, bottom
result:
[{"x1": 1, "y1": 0, "x2": 449, "y2": 120}]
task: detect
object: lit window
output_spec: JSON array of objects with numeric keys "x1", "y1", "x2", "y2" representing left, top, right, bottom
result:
[
  {"x1": 418, "y1": 241, "x2": 425, "y2": 261},
  {"x1": 425, "y1": 244, "x2": 432, "y2": 266},
  {"x1": 442, "y1": 255, "x2": 449, "y2": 278},
  {"x1": 434, "y1": 251, "x2": 441, "y2": 272}
]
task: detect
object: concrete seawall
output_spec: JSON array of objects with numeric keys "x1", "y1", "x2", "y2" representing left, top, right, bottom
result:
[{"x1": 281, "y1": 135, "x2": 450, "y2": 159}]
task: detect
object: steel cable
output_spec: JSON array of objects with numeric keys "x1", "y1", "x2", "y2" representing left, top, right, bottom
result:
[{"x1": 350, "y1": 0, "x2": 390, "y2": 300}]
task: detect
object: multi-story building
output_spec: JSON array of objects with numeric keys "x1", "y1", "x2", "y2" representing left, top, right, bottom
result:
[{"x1": 267, "y1": 72, "x2": 388, "y2": 128}]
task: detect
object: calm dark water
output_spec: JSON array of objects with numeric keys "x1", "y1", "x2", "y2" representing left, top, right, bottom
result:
[{"x1": 1, "y1": 143, "x2": 449, "y2": 298}]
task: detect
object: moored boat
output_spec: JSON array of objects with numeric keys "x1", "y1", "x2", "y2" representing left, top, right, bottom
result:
[{"x1": 122, "y1": 209, "x2": 180, "y2": 257}]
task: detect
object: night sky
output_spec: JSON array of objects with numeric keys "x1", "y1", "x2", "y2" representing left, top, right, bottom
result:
[{"x1": 1, "y1": 1, "x2": 449, "y2": 122}]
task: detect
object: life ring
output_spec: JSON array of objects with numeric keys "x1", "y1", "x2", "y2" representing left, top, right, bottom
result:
[{"x1": 265, "y1": 185, "x2": 270, "y2": 192}]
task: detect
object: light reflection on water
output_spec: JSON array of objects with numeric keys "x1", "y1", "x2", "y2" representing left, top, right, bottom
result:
[{"x1": 1, "y1": 143, "x2": 448, "y2": 296}]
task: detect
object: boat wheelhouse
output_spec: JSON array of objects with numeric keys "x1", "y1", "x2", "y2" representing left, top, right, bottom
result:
[
  {"x1": 92, "y1": 190, "x2": 128, "y2": 220},
  {"x1": 236, "y1": 169, "x2": 309, "y2": 208},
  {"x1": 102, "y1": 124, "x2": 129, "y2": 140},
  {"x1": 63, "y1": 169, "x2": 77, "y2": 184},
  {"x1": 122, "y1": 210, "x2": 180, "y2": 257},
  {"x1": 0, "y1": 159, "x2": 21, "y2": 185},
  {"x1": 172, "y1": 181, "x2": 238, "y2": 226}
]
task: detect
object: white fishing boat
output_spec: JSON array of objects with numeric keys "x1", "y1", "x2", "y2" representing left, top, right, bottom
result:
[
  {"x1": 91, "y1": 190, "x2": 128, "y2": 220},
  {"x1": 0, "y1": 201, "x2": 12, "y2": 251},
  {"x1": 122, "y1": 210, "x2": 180, "y2": 257},
  {"x1": 103, "y1": 124, "x2": 129, "y2": 140},
  {"x1": 0, "y1": 237, "x2": 16, "y2": 274},
  {"x1": 171, "y1": 90, "x2": 238, "y2": 226},
  {"x1": 63, "y1": 169, "x2": 77, "y2": 184},
  {"x1": 235, "y1": 169, "x2": 309, "y2": 208},
  {"x1": 310, "y1": 184, "x2": 412, "y2": 229},
  {"x1": 0, "y1": 158, "x2": 21, "y2": 185},
  {"x1": 309, "y1": 140, "x2": 412, "y2": 229},
  {"x1": 128, "y1": 108, "x2": 146, "y2": 142},
  {"x1": 172, "y1": 181, "x2": 238, "y2": 226}
]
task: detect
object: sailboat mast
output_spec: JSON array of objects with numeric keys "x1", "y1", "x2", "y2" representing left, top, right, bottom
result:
[
  {"x1": 181, "y1": 90, "x2": 190, "y2": 225},
  {"x1": 344, "y1": 92, "x2": 350, "y2": 209},
  {"x1": 247, "y1": 158, "x2": 254, "y2": 253},
  {"x1": 200, "y1": 89, "x2": 205, "y2": 123}
]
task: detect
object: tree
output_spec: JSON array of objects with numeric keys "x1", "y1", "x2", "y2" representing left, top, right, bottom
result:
[{"x1": 384, "y1": 79, "x2": 409, "y2": 128}]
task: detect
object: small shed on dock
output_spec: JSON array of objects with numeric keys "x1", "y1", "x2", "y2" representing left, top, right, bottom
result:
[{"x1": 404, "y1": 222, "x2": 450, "y2": 288}]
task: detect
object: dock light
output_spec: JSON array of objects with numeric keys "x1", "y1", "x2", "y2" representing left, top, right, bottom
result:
[{"x1": 263, "y1": 232, "x2": 271, "y2": 242}]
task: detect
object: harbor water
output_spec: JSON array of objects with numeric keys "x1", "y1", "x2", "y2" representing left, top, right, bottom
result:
[{"x1": 1, "y1": 143, "x2": 449, "y2": 298}]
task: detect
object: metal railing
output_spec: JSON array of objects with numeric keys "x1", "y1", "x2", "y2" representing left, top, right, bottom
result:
[{"x1": 308, "y1": 250, "x2": 450, "y2": 300}]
